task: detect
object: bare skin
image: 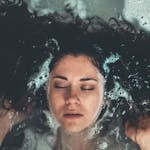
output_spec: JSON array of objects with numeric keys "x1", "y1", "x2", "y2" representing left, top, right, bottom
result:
[
  {"x1": 0, "y1": 108, "x2": 14, "y2": 143},
  {"x1": 48, "y1": 55, "x2": 104, "y2": 149},
  {"x1": 0, "y1": 55, "x2": 149, "y2": 149},
  {"x1": 0, "y1": 100, "x2": 31, "y2": 144},
  {"x1": 48, "y1": 55, "x2": 104, "y2": 133},
  {"x1": 125, "y1": 115, "x2": 150, "y2": 150}
]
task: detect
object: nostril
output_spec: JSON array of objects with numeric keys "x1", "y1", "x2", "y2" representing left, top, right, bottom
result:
[{"x1": 65, "y1": 97, "x2": 80, "y2": 105}]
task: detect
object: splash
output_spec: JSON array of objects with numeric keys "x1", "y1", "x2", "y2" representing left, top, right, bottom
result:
[
  {"x1": 27, "y1": 56, "x2": 51, "y2": 91},
  {"x1": 123, "y1": 0, "x2": 150, "y2": 31},
  {"x1": 103, "y1": 53, "x2": 120, "y2": 77},
  {"x1": 107, "y1": 81, "x2": 131, "y2": 101},
  {"x1": 24, "y1": 0, "x2": 55, "y2": 16},
  {"x1": 64, "y1": 0, "x2": 87, "y2": 19}
]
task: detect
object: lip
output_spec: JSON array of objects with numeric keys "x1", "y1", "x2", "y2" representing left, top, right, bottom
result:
[{"x1": 63, "y1": 113, "x2": 83, "y2": 119}]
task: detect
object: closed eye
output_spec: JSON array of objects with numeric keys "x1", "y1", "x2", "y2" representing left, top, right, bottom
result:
[
  {"x1": 54, "y1": 85, "x2": 68, "y2": 88},
  {"x1": 53, "y1": 80, "x2": 69, "y2": 89},
  {"x1": 81, "y1": 86, "x2": 95, "y2": 91}
]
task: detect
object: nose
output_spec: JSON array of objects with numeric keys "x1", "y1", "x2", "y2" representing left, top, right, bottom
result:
[{"x1": 65, "y1": 86, "x2": 80, "y2": 105}]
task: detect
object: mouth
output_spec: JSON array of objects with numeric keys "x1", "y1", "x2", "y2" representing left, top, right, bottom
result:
[{"x1": 63, "y1": 113, "x2": 83, "y2": 119}]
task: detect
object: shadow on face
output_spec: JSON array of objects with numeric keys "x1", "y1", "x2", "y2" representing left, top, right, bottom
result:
[{"x1": 47, "y1": 54, "x2": 105, "y2": 133}]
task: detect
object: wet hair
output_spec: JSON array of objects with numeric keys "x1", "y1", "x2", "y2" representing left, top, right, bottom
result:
[
  {"x1": 1, "y1": 1, "x2": 149, "y2": 109},
  {"x1": 0, "y1": 2, "x2": 149, "y2": 150},
  {"x1": 49, "y1": 42, "x2": 106, "y2": 76}
]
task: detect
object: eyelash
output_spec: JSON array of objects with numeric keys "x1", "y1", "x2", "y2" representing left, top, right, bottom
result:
[
  {"x1": 54, "y1": 85, "x2": 95, "y2": 91},
  {"x1": 81, "y1": 87, "x2": 95, "y2": 91},
  {"x1": 54, "y1": 85, "x2": 68, "y2": 89}
]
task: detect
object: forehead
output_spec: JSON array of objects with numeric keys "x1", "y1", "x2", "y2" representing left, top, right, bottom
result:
[
  {"x1": 50, "y1": 55, "x2": 103, "y2": 80},
  {"x1": 52, "y1": 55, "x2": 95, "y2": 70}
]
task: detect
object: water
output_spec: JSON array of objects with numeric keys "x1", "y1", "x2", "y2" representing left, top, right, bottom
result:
[
  {"x1": 123, "y1": 0, "x2": 150, "y2": 31},
  {"x1": 0, "y1": 1, "x2": 149, "y2": 149}
]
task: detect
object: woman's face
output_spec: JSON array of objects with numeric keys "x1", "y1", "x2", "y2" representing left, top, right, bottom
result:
[{"x1": 48, "y1": 55, "x2": 104, "y2": 133}]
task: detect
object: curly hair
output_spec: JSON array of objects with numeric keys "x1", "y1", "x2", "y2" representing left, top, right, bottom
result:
[{"x1": 0, "y1": 1, "x2": 149, "y2": 112}]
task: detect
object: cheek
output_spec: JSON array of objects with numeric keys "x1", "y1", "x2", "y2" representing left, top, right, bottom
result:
[
  {"x1": 85, "y1": 91, "x2": 103, "y2": 119},
  {"x1": 88, "y1": 99, "x2": 101, "y2": 115},
  {"x1": 48, "y1": 89, "x2": 65, "y2": 115}
]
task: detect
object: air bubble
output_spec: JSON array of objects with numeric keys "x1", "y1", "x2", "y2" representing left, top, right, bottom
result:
[{"x1": 99, "y1": 142, "x2": 108, "y2": 149}]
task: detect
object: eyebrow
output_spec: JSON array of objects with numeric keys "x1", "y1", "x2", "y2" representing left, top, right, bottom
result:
[
  {"x1": 52, "y1": 75, "x2": 97, "y2": 82},
  {"x1": 80, "y1": 77, "x2": 97, "y2": 82},
  {"x1": 53, "y1": 75, "x2": 68, "y2": 80}
]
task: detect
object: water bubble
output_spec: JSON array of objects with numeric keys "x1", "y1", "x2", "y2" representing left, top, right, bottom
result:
[
  {"x1": 32, "y1": 45, "x2": 36, "y2": 48},
  {"x1": 99, "y1": 142, "x2": 108, "y2": 149},
  {"x1": 27, "y1": 97, "x2": 32, "y2": 103},
  {"x1": 122, "y1": 110, "x2": 126, "y2": 115},
  {"x1": 135, "y1": 61, "x2": 139, "y2": 65}
]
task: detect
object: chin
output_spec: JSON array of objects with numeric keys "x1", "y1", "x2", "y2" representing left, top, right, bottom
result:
[
  {"x1": 65, "y1": 128, "x2": 82, "y2": 133},
  {"x1": 63, "y1": 125, "x2": 87, "y2": 133}
]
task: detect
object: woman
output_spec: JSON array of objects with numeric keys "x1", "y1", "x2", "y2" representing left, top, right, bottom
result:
[
  {"x1": 0, "y1": 5, "x2": 149, "y2": 149},
  {"x1": 47, "y1": 47, "x2": 106, "y2": 150},
  {"x1": 1, "y1": 39, "x2": 149, "y2": 150}
]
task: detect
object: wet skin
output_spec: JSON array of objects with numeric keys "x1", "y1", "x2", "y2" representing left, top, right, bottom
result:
[{"x1": 48, "y1": 55, "x2": 104, "y2": 133}]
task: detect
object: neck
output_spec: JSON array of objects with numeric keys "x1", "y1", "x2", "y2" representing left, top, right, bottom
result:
[{"x1": 56, "y1": 124, "x2": 99, "y2": 150}]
